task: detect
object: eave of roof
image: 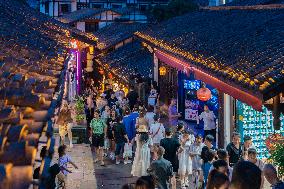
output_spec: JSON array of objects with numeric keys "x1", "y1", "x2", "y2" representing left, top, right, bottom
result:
[
  {"x1": 57, "y1": 8, "x2": 113, "y2": 24},
  {"x1": 135, "y1": 6, "x2": 284, "y2": 100},
  {"x1": 94, "y1": 22, "x2": 149, "y2": 50},
  {"x1": 98, "y1": 41, "x2": 152, "y2": 80}
]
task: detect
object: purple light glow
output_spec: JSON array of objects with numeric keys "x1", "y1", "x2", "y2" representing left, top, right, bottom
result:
[{"x1": 76, "y1": 50, "x2": 81, "y2": 94}]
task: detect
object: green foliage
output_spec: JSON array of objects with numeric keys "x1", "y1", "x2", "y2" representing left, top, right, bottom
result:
[
  {"x1": 74, "y1": 95, "x2": 85, "y2": 123},
  {"x1": 74, "y1": 96, "x2": 85, "y2": 113},
  {"x1": 269, "y1": 143, "x2": 284, "y2": 177},
  {"x1": 151, "y1": 0, "x2": 199, "y2": 22},
  {"x1": 75, "y1": 114, "x2": 85, "y2": 122}
]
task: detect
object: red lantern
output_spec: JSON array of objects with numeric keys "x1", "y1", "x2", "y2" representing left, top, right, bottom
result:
[
  {"x1": 108, "y1": 73, "x2": 113, "y2": 79},
  {"x1": 197, "y1": 87, "x2": 211, "y2": 101},
  {"x1": 99, "y1": 69, "x2": 104, "y2": 75}
]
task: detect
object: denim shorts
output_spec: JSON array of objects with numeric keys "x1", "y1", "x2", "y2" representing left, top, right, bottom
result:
[{"x1": 115, "y1": 142, "x2": 125, "y2": 156}]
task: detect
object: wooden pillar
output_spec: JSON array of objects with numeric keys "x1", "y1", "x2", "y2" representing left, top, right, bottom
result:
[
  {"x1": 273, "y1": 94, "x2": 281, "y2": 130},
  {"x1": 218, "y1": 92, "x2": 225, "y2": 148},
  {"x1": 223, "y1": 93, "x2": 234, "y2": 148}
]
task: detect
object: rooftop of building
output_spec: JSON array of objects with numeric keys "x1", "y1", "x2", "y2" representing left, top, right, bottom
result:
[
  {"x1": 135, "y1": 5, "x2": 284, "y2": 100},
  {"x1": 57, "y1": 8, "x2": 111, "y2": 24},
  {"x1": 94, "y1": 22, "x2": 149, "y2": 50},
  {"x1": 98, "y1": 41, "x2": 152, "y2": 80},
  {"x1": 0, "y1": 0, "x2": 96, "y2": 187},
  {"x1": 225, "y1": 0, "x2": 284, "y2": 6}
]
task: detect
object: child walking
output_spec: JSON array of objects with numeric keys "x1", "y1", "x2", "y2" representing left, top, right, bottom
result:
[{"x1": 58, "y1": 145, "x2": 78, "y2": 189}]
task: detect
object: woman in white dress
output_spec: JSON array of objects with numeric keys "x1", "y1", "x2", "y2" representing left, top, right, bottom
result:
[
  {"x1": 149, "y1": 114, "x2": 165, "y2": 146},
  {"x1": 145, "y1": 105, "x2": 156, "y2": 127},
  {"x1": 131, "y1": 125, "x2": 153, "y2": 177},
  {"x1": 178, "y1": 131, "x2": 195, "y2": 188}
]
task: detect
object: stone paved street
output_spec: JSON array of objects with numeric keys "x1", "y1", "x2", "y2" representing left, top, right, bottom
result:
[
  {"x1": 53, "y1": 130, "x2": 272, "y2": 189},
  {"x1": 93, "y1": 154, "x2": 137, "y2": 189},
  {"x1": 53, "y1": 134, "x2": 97, "y2": 189}
]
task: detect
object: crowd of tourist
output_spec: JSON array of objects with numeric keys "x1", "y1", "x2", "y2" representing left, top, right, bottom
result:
[{"x1": 55, "y1": 79, "x2": 284, "y2": 189}]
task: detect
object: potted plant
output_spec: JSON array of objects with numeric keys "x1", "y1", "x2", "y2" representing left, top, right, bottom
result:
[{"x1": 74, "y1": 95, "x2": 85, "y2": 125}]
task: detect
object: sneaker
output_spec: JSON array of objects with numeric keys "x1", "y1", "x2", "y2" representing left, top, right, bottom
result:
[
  {"x1": 185, "y1": 180, "x2": 189, "y2": 187},
  {"x1": 127, "y1": 160, "x2": 132, "y2": 164},
  {"x1": 124, "y1": 161, "x2": 128, "y2": 164},
  {"x1": 116, "y1": 161, "x2": 120, "y2": 165}
]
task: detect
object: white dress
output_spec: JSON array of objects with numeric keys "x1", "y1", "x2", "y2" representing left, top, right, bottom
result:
[
  {"x1": 131, "y1": 134, "x2": 153, "y2": 177},
  {"x1": 145, "y1": 112, "x2": 155, "y2": 127},
  {"x1": 178, "y1": 137, "x2": 194, "y2": 175},
  {"x1": 150, "y1": 123, "x2": 165, "y2": 144}
]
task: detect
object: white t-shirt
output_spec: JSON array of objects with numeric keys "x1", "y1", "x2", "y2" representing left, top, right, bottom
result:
[
  {"x1": 59, "y1": 154, "x2": 71, "y2": 175},
  {"x1": 150, "y1": 122, "x2": 165, "y2": 144},
  {"x1": 189, "y1": 143, "x2": 204, "y2": 170},
  {"x1": 145, "y1": 112, "x2": 155, "y2": 126},
  {"x1": 199, "y1": 111, "x2": 216, "y2": 130},
  {"x1": 255, "y1": 159, "x2": 265, "y2": 171}
]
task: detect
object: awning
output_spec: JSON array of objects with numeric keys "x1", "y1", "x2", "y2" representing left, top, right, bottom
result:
[{"x1": 155, "y1": 49, "x2": 263, "y2": 111}]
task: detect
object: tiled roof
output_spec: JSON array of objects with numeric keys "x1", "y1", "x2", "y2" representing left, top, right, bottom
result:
[
  {"x1": 98, "y1": 41, "x2": 152, "y2": 79},
  {"x1": 135, "y1": 6, "x2": 284, "y2": 98},
  {"x1": 94, "y1": 22, "x2": 148, "y2": 50},
  {"x1": 57, "y1": 8, "x2": 110, "y2": 24},
  {"x1": 225, "y1": 0, "x2": 284, "y2": 6},
  {"x1": 0, "y1": 0, "x2": 90, "y2": 188}
]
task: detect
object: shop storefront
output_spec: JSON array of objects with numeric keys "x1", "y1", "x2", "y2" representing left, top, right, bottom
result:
[
  {"x1": 154, "y1": 53, "x2": 220, "y2": 145},
  {"x1": 150, "y1": 48, "x2": 283, "y2": 151}
]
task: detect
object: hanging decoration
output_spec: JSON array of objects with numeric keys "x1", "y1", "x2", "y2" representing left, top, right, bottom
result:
[
  {"x1": 197, "y1": 84, "x2": 211, "y2": 101},
  {"x1": 70, "y1": 39, "x2": 78, "y2": 49},
  {"x1": 265, "y1": 133, "x2": 284, "y2": 151},
  {"x1": 99, "y1": 69, "x2": 104, "y2": 75},
  {"x1": 108, "y1": 73, "x2": 113, "y2": 79},
  {"x1": 159, "y1": 66, "x2": 167, "y2": 76}
]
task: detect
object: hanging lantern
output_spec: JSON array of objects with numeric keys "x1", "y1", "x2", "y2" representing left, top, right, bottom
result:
[
  {"x1": 108, "y1": 73, "x2": 113, "y2": 79},
  {"x1": 99, "y1": 69, "x2": 104, "y2": 75},
  {"x1": 197, "y1": 86, "x2": 211, "y2": 101},
  {"x1": 70, "y1": 39, "x2": 78, "y2": 49},
  {"x1": 159, "y1": 66, "x2": 167, "y2": 76}
]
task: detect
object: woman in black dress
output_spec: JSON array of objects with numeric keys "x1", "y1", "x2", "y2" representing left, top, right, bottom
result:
[{"x1": 106, "y1": 109, "x2": 118, "y2": 160}]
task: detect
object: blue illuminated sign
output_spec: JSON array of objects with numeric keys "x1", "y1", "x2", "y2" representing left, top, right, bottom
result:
[{"x1": 184, "y1": 80, "x2": 201, "y2": 90}]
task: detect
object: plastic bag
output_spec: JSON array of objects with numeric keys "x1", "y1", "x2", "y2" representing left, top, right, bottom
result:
[
  {"x1": 123, "y1": 143, "x2": 133, "y2": 158},
  {"x1": 104, "y1": 139, "x2": 110, "y2": 149}
]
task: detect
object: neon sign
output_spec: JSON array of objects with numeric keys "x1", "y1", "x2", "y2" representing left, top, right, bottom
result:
[{"x1": 184, "y1": 80, "x2": 201, "y2": 90}]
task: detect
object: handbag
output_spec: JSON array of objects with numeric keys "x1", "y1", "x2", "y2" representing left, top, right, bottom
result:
[{"x1": 123, "y1": 143, "x2": 133, "y2": 158}]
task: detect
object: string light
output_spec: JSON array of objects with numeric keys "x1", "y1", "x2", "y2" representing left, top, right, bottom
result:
[{"x1": 135, "y1": 32, "x2": 272, "y2": 91}]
